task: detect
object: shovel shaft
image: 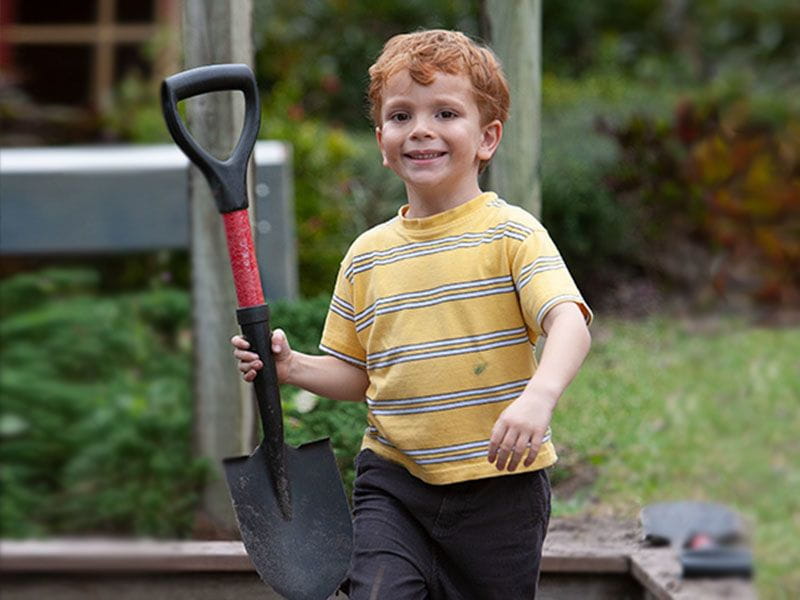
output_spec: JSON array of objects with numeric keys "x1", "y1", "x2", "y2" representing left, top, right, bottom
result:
[
  {"x1": 161, "y1": 63, "x2": 292, "y2": 519},
  {"x1": 238, "y1": 304, "x2": 292, "y2": 520},
  {"x1": 163, "y1": 64, "x2": 354, "y2": 597}
]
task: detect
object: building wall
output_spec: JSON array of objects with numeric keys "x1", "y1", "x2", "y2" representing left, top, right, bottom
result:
[{"x1": 0, "y1": 0, "x2": 180, "y2": 112}]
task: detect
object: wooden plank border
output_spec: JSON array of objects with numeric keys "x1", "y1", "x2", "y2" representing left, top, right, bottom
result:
[{"x1": 0, "y1": 519, "x2": 757, "y2": 599}]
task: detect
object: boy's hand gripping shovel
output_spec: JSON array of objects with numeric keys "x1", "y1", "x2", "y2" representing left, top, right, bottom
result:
[{"x1": 161, "y1": 64, "x2": 352, "y2": 600}]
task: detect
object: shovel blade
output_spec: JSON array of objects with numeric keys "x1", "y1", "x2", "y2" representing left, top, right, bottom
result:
[{"x1": 224, "y1": 438, "x2": 352, "y2": 600}]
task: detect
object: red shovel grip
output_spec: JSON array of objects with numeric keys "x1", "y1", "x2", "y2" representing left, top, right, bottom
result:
[{"x1": 223, "y1": 210, "x2": 265, "y2": 307}]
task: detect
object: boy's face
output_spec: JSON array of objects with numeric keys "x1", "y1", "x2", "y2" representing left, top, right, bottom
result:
[{"x1": 375, "y1": 70, "x2": 501, "y2": 206}]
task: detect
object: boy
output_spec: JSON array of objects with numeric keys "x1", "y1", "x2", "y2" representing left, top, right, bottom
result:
[{"x1": 233, "y1": 29, "x2": 591, "y2": 599}]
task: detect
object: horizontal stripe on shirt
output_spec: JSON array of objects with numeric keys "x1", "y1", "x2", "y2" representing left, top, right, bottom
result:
[
  {"x1": 345, "y1": 221, "x2": 534, "y2": 281},
  {"x1": 365, "y1": 428, "x2": 553, "y2": 466},
  {"x1": 367, "y1": 378, "x2": 529, "y2": 416},
  {"x1": 367, "y1": 327, "x2": 529, "y2": 370},
  {"x1": 354, "y1": 276, "x2": 516, "y2": 332},
  {"x1": 318, "y1": 343, "x2": 366, "y2": 368}
]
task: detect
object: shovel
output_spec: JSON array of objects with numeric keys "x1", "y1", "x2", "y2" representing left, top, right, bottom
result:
[{"x1": 161, "y1": 63, "x2": 352, "y2": 600}]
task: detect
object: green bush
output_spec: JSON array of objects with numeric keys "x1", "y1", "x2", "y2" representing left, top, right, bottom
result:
[
  {"x1": 541, "y1": 155, "x2": 636, "y2": 291},
  {"x1": 260, "y1": 86, "x2": 361, "y2": 296},
  {"x1": 0, "y1": 269, "x2": 205, "y2": 538},
  {"x1": 102, "y1": 72, "x2": 172, "y2": 144},
  {"x1": 253, "y1": 0, "x2": 479, "y2": 129},
  {"x1": 260, "y1": 88, "x2": 405, "y2": 297},
  {"x1": 345, "y1": 132, "x2": 407, "y2": 233},
  {"x1": 269, "y1": 294, "x2": 331, "y2": 354},
  {"x1": 538, "y1": 72, "x2": 673, "y2": 295},
  {"x1": 0, "y1": 271, "x2": 368, "y2": 535},
  {"x1": 542, "y1": 0, "x2": 800, "y2": 81},
  {"x1": 598, "y1": 91, "x2": 800, "y2": 308}
]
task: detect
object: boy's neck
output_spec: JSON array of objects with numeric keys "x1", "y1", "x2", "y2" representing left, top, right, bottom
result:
[{"x1": 403, "y1": 180, "x2": 484, "y2": 219}]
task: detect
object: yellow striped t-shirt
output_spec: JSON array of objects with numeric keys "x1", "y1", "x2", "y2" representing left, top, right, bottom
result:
[{"x1": 320, "y1": 192, "x2": 592, "y2": 484}]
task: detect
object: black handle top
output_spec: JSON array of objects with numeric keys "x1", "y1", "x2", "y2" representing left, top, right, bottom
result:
[{"x1": 161, "y1": 63, "x2": 261, "y2": 213}]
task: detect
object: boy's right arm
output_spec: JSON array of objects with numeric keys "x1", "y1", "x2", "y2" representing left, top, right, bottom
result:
[{"x1": 231, "y1": 330, "x2": 369, "y2": 403}]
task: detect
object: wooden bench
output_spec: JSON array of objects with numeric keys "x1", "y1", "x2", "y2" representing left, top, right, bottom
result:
[{"x1": 0, "y1": 518, "x2": 755, "y2": 599}]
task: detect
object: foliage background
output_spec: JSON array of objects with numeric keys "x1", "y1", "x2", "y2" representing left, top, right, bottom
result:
[{"x1": 2, "y1": 1, "x2": 799, "y2": 597}]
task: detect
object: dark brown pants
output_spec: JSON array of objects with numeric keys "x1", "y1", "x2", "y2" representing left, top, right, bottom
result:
[{"x1": 343, "y1": 449, "x2": 551, "y2": 599}]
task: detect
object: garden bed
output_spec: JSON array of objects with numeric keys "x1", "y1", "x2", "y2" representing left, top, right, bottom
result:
[{"x1": 0, "y1": 518, "x2": 754, "y2": 599}]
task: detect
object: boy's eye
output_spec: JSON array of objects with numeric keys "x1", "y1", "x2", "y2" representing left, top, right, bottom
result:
[
  {"x1": 439, "y1": 110, "x2": 457, "y2": 119},
  {"x1": 390, "y1": 112, "x2": 410, "y2": 122}
]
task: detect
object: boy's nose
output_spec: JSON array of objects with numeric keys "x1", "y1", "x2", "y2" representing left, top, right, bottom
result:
[{"x1": 409, "y1": 117, "x2": 435, "y2": 139}]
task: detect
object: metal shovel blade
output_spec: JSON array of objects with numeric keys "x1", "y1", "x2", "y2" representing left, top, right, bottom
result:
[{"x1": 224, "y1": 438, "x2": 353, "y2": 600}]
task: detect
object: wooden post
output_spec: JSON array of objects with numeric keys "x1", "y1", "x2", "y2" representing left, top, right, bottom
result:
[
  {"x1": 182, "y1": 0, "x2": 255, "y2": 536},
  {"x1": 481, "y1": 0, "x2": 542, "y2": 218}
]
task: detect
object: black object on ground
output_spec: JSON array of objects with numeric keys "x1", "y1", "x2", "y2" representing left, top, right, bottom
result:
[{"x1": 641, "y1": 501, "x2": 753, "y2": 579}]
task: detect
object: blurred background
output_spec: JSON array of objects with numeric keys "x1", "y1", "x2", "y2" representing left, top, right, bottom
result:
[{"x1": 1, "y1": 1, "x2": 798, "y2": 597}]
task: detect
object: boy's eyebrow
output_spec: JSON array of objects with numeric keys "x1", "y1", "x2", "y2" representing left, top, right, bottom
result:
[
  {"x1": 382, "y1": 98, "x2": 411, "y2": 110},
  {"x1": 383, "y1": 94, "x2": 470, "y2": 111},
  {"x1": 431, "y1": 95, "x2": 469, "y2": 109}
]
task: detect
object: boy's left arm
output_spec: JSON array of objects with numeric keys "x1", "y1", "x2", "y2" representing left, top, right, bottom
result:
[{"x1": 488, "y1": 302, "x2": 591, "y2": 472}]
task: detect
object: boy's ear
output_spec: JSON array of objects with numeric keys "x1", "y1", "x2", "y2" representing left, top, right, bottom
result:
[
  {"x1": 375, "y1": 126, "x2": 389, "y2": 167},
  {"x1": 477, "y1": 120, "x2": 503, "y2": 162}
]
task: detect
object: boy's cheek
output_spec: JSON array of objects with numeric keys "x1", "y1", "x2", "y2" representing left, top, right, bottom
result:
[{"x1": 375, "y1": 128, "x2": 391, "y2": 168}]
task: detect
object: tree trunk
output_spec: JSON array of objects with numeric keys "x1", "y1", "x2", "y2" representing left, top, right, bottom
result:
[
  {"x1": 182, "y1": 0, "x2": 255, "y2": 537},
  {"x1": 481, "y1": 0, "x2": 542, "y2": 218}
]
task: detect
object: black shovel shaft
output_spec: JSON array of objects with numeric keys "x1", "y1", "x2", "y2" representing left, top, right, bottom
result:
[{"x1": 237, "y1": 305, "x2": 292, "y2": 519}]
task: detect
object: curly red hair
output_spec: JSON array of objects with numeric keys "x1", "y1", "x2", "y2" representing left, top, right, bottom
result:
[{"x1": 368, "y1": 29, "x2": 510, "y2": 129}]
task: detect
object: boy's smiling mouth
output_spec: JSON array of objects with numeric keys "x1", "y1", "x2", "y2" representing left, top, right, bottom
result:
[{"x1": 405, "y1": 150, "x2": 447, "y2": 160}]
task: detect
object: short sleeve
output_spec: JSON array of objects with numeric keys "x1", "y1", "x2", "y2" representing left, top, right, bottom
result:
[
  {"x1": 512, "y1": 229, "x2": 592, "y2": 336},
  {"x1": 319, "y1": 252, "x2": 367, "y2": 368}
]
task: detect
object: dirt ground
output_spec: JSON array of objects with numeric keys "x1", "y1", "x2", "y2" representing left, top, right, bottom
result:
[{"x1": 544, "y1": 515, "x2": 756, "y2": 599}]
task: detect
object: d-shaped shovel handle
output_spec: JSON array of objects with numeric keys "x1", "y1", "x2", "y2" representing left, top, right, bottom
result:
[
  {"x1": 161, "y1": 63, "x2": 260, "y2": 214},
  {"x1": 161, "y1": 64, "x2": 291, "y2": 519}
]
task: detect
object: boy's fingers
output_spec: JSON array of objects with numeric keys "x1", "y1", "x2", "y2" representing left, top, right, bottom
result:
[
  {"x1": 522, "y1": 446, "x2": 539, "y2": 468},
  {"x1": 522, "y1": 431, "x2": 546, "y2": 467},
  {"x1": 487, "y1": 422, "x2": 509, "y2": 463},
  {"x1": 506, "y1": 437, "x2": 531, "y2": 472},
  {"x1": 494, "y1": 430, "x2": 518, "y2": 471},
  {"x1": 233, "y1": 350, "x2": 260, "y2": 362},
  {"x1": 271, "y1": 329, "x2": 288, "y2": 354},
  {"x1": 230, "y1": 335, "x2": 250, "y2": 349},
  {"x1": 523, "y1": 436, "x2": 541, "y2": 467},
  {"x1": 238, "y1": 360, "x2": 262, "y2": 373},
  {"x1": 495, "y1": 446, "x2": 511, "y2": 470}
]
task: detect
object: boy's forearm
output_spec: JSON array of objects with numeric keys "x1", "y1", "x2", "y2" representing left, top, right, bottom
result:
[
  {"x1": 526, "y1": 303, "x2": 591, "y2": 408},
  {"x1": 286, "y1": 352, "x2": 369, "y2": 403}
]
